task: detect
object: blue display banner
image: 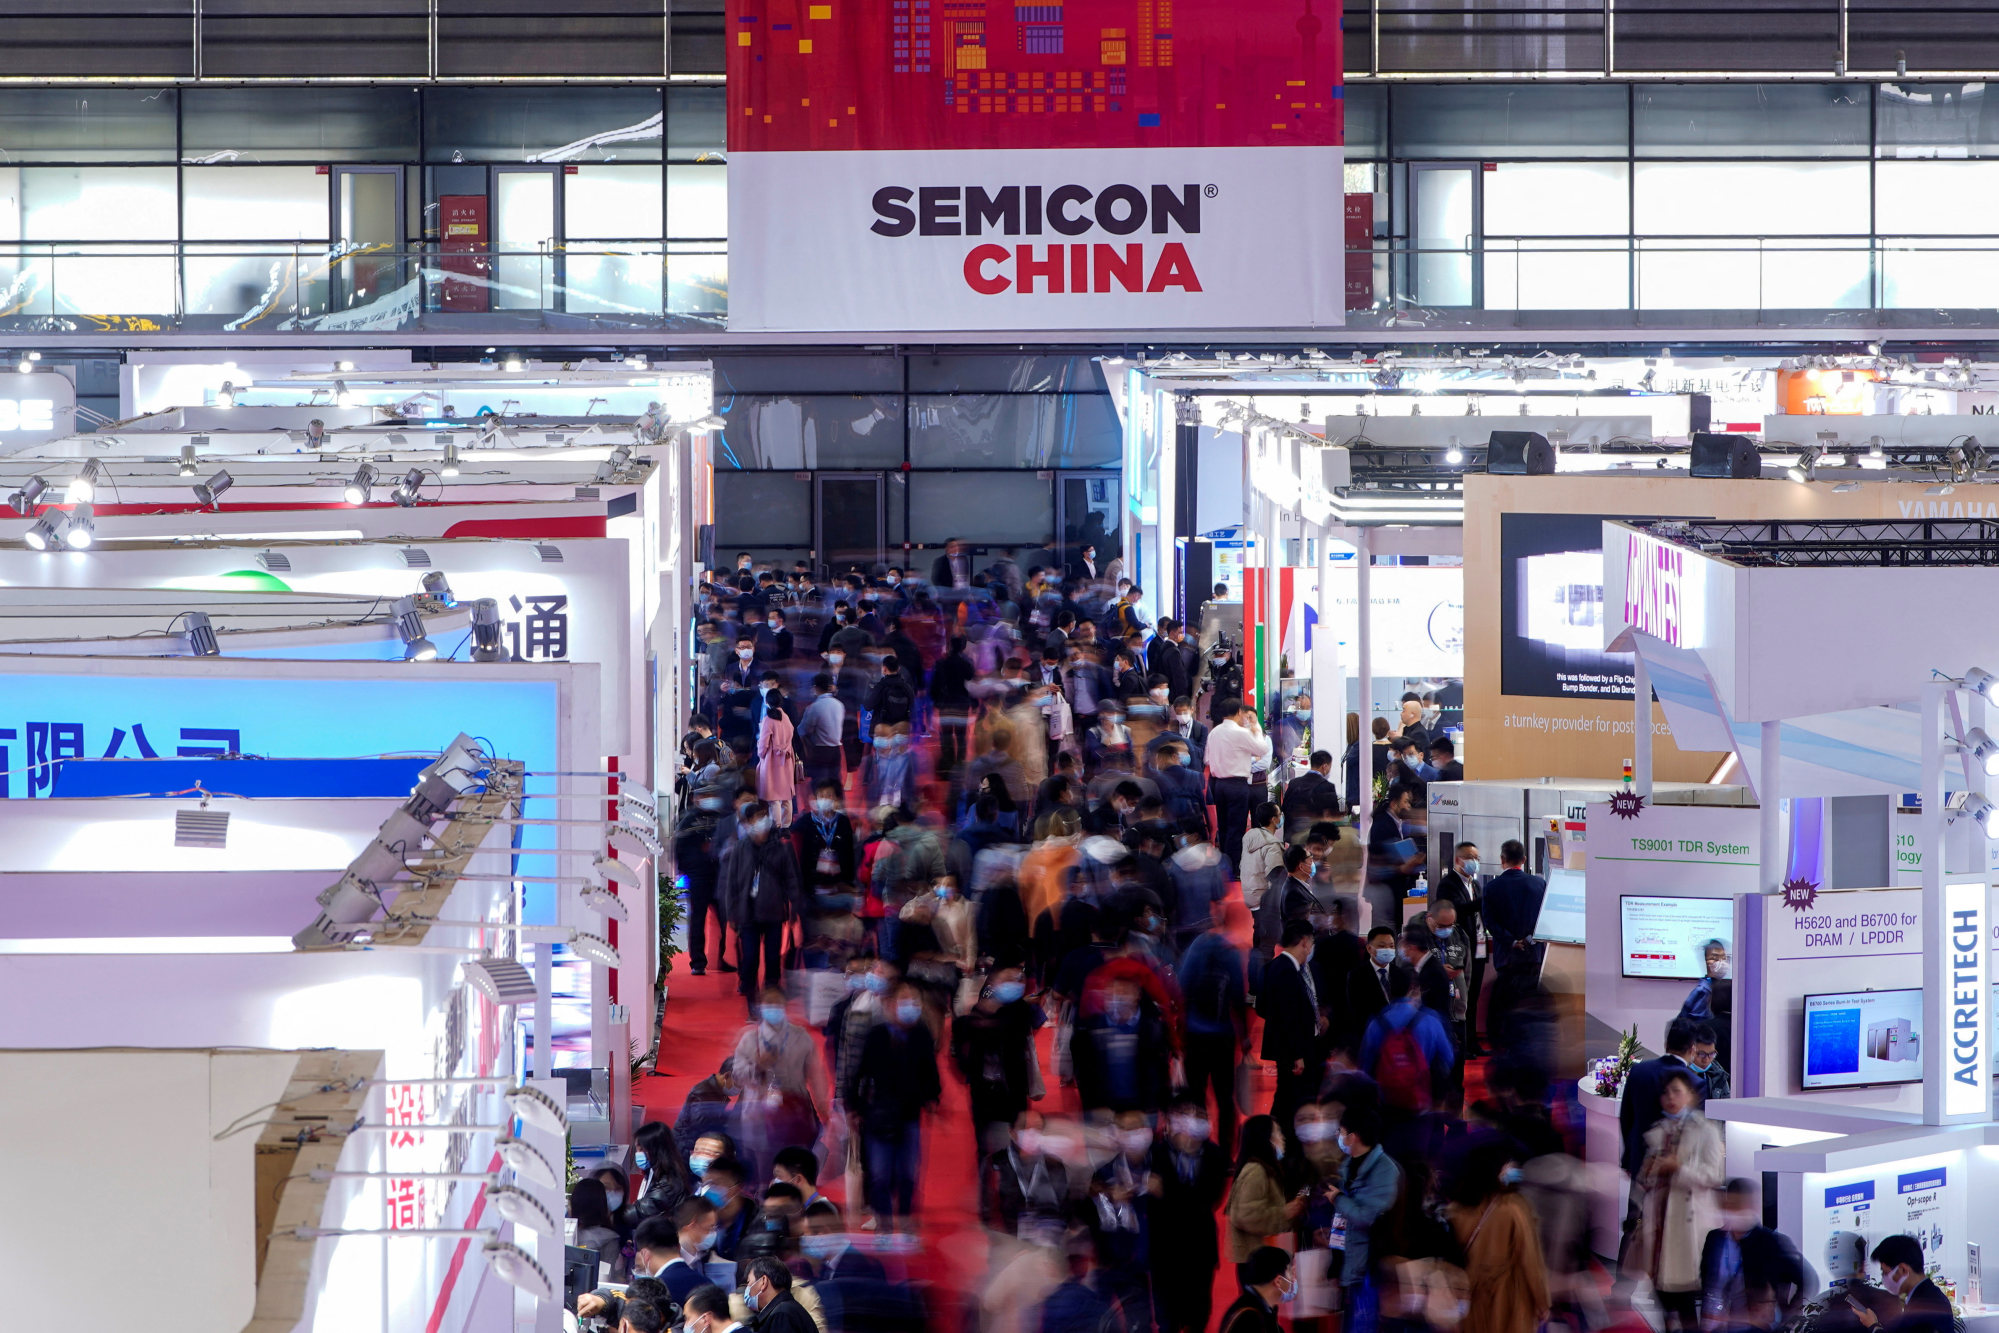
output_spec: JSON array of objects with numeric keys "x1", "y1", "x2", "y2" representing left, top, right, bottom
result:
[
  {"x1": 49, "y1": 756, "x2": 432, "y2": 799},
  {"x1": 1899, "y1": 1169, "x2": 1947, "y2": 1194},
  {"x1": 1825, "y1": 1181, "x2": 1875, "y2": 1208}
]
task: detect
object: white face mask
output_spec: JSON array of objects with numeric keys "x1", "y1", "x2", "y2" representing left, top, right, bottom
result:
[
  {"x1": 1709, "y1": 958, "x2": 1732, "y2": 980},
  {"x1": 814, "y1": 797, "x2": 836, "y2": 815},
  {"x1": 737, "y1": 647, "x2": 754, "y2": 660}
]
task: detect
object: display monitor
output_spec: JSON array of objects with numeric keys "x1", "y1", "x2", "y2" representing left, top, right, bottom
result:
[
  {"x1": 1619, "y1": 895, "x2": 1733, "y2": 979},
  {"x1": 1536, "y1": 866, "x2": 1587, "y2": 945},
  {"x1": 1802, "y1": 989, "x2": 1924, "y2": 1090}
]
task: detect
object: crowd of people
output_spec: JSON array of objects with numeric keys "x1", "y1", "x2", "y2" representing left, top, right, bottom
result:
[{"x1": 565, "y1": 550, "x2": 1955, "y2": 1333}]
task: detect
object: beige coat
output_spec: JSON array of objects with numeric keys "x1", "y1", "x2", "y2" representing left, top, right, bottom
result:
[
  {"x1": 1452, "y1": 1193, "x2": 1551, "y2": 1333},
  {"x1": 758, "y1": 710, "x2": 797, "y2": 803},
  {"x1": 1225, "y1": 1159, "x2": 1291, "y2": 1262},
  {"x1": 1637, "y1": 1109, "x2": 1725, "y2": 1293}
]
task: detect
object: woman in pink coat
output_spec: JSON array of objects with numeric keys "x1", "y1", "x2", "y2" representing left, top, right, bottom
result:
[{"x1": 758, "y1": 701, "x2": 798, "y2": 824}]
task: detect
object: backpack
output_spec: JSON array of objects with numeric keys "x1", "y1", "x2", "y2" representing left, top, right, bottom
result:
[
  {"x1": 1375, "y1": 1018, "x2": 1433, "y2": 1112},
  {"x1": 874, "y1": 673, "x2": 915, "y2": 725}
]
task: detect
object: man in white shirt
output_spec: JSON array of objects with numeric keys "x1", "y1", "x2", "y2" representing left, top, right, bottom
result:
[{"x1": 1205, "y1": 699, "x2": 1272, "y2": 875}]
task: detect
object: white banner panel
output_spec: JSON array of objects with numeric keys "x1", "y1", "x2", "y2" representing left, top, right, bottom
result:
[{"x1": 727, "y1": 146, "x2": 1345, "y2": 333}]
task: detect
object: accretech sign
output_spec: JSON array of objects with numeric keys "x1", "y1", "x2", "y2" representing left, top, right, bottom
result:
[{"x1": 1943, "y1": 879, "x2": 1987, "y2": 1116}]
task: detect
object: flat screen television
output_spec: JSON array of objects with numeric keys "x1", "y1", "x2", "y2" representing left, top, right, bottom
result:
[
  {"x1": 1802, "y1": 988, "x2": 1924, "y2": 1090},
  {"x1": 1619, "y1": 895, "x2": 1733, "y2": 980}
]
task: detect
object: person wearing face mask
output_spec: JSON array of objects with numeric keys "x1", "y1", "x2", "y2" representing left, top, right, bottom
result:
[
  {"x1": 1359, "y1": 943, "x2": 1457, "y2": 1147},
  {"x1": 732, "y1": 987, "x2": 831, "y2": 1175},
  {"x1": 674, "y1": 785, "x2": 731, "y2": 978},
  {"x1": 1852, "y1": 1235, "x2": 1951, "y2": 1333},
  {"x1": 1258, "y1": 920, "x2": 1328, "y2": 1133},
  {"x1": 1699, "y1": 1177, "x2": 1810, "y2": 1333},
  {"x1": 568, "y1": 1175, "x2": 627, "y2": 1280},
  {"x1": 742, "y1": 1255, "x2": 818, "y2": 1333},
  {"x1": 680, "y1": 1282, "x2": 742, "y2": 1333},
  {"x1": 755, "y1": 696, "x2": 798, "y2": 827},
  {"x1": 1145, "y1": 1093, "x2": 1230, "y2": 1333},
  {"x1": 951, "y1": 966, "x2": 1045, "y2": 1156},
  {"x1": 1219, "y1": 1245, "x2": 1294, "y2": 1333},
  {"x1": 1687, "y1": 1023, "x2": 1731, "y2": 1101},
  {"x1": 1679, "y1": 938, "x2": 1735, "y2": 1068},
  {"x1": 753, "y1": 605, "x2": 793, "y2": 664},
  {"x1": 1413, "y1": 897, "x2": 1471, "y2": 1076},
  {"x1": 800, "y1": 1200, "x2": 885, "y2": 1282},
  {"x1": 792, "y1": 780, "x2": 855, "y2": 906},
  {"x1": 1442, "y1": 1141, "x2": 1550, "y2": 1333},
  {"x1": 720, "y1": 800, "x2": 806, "y2": 1012},
  {"x1": 1436, "y1": 840, "x2": 1486, "y2": 1055},
  {"x1": 1618, "y1": 1016, "x2": 1703, "y2": 1260},
  {"x1": 576, "y1": 1216, "x2": 688, "y2": 1322},
  {"x1": 719, "y1": 636, "x2": 764, "y2": 747},
  {"x1": 796, "y1": 675, "x2": 847, "y2": 793},
  {"x1": 1635, "y1": 1070, "x2": 1726, "y2": 1332},
  {"x1": 1144, "y1": 617, "x2": 1197, "y2": 701},
  {"x1": 848, "y1": 982, "x2": 943, "y2": 1230},
  {"x1": 1201, "y1": 640, "x2": 1245, "y2": 725},
  {"x1": 1089, "y1": 1110, "x2": 1158, "y2": 1302},
  {"x1": 622, "y1": 1120, "x2": 697, "y2": 1234},
  {"x1": 1321, "y1": 1103, "x2": 1401, "y2": 1327}
]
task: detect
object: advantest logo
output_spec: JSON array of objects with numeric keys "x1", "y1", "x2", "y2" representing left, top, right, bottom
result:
[{"x1": 870, "y1": 182, "x2": 1208, "y2": 295}]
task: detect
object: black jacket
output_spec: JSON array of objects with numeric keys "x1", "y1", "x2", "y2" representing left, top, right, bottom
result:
[
  {"x1": 845, "y1": 1019, "x2": 942, "y2": 1135},
  {"x1": 865, "y1": 671, "x2": 917, "y2": 727},
  {"x1": 1145, "y1": 635, "x2": 1194, "y2": 700},
  {"x1": 1281, "y1": 770, "x2": 1341, "y2": 827},
  {"x1": 1411, "y1": 952, "x2": 1452, "y2": 1022},
  {"x1": 1218, "y1": 1289, "x2": 1283, "y2": 1333},
  {"x1": 673, "y1": 807, "x2": 723, "y2": 891},
  {"x1": 1148, "y1": 1138, "x2": 1229, "y2": 1271},
  {"x1": 1699, "y1": 1224, "x2": 1811, "y2": 1328},
  {"x1": 930, "y1": 652, "x2": 978, "y2": 710},
  {"x1": 1311, "y1": 927, "x2": 1385, "y2": 1055},
  {"x1": 1435, "y1": 867, "x2": 1480, "y2": 936},
  {"x1": 1892, "y1": 1279, "x2": 1956, "y2": 1333},
  {"x1": 792, "y1": 811, "x2": 858, "y2": 891},
  {"x1": 1072, "y1": 1004, "x2": 1173, "y2": 1113},
  {"x1": 752, "y1": 1290, "x2": 820, "y2": 1333},
  {"x1": 1257, "y1": 950, "x2": 1322, "y2": 1068},
  {"x1": 1618, "y1": 1053, "x2": 1694, "y2": 1176},
  {"x1": 1482, "y1": 867, "x2": 1549, "y2": 975},
  {"x1": 721, "y1": 831, "x2": 804, "y2": 928}
]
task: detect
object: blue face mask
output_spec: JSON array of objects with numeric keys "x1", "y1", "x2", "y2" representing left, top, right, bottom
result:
[
  {"x1": 760, "y1": 1004, "x2": 787, "y2": 1028},
  {"x1": 1374, "y1": 947, "x2": 1396, "y2": 966},
  {"x1": 862, "y1": 972, "x2": 889, "y2": 994},
  {"x1": 688, "y1": 1153, "x2": 712, "y2": 1177},
  {"x1": 993, "y1": 981, "x2": 1026, "y2": 1004},
  {"x1": 634, "y1": 1150, "x2": 650, "y2": 1172},
  {"x1": 699, "y1": 1185, "x2": 727, "y2": 1206},
  {"x1": 895, "y1": 1000, "x2": 924, "y2": 1026},
  {"x1": 1501, "y1": 1165, "x2": 1523, "y2": 1186},
  {"x1": 1436, "y1": 926, "x2": 1454, "y2": 940}
]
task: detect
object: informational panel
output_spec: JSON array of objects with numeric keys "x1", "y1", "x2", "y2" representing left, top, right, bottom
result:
[
  {"x1": 1803, "y1": 1151, "x2": 1968, "y2": 1296},
  {"x1": 1620, "y1": 895, "x2": 1735, "y2": 979},
  {"x1": 1802, "y1": 988, "x2": 1925, "y2": 1089},
  {"x1": 1319, "y1": 563, "x2": 1464, "y2": 680},
  {"x1": 1536, "y1": 866, "x2": 1587, "y2": 944},
  {"x1": 726, "y1": 0, "x2": 1344, "y2": 332}
]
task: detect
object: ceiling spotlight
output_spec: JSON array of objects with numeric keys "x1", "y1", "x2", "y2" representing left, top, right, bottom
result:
[
  {"x1": 217, "y1": 380, "x2": 236, "y2": 409},
  {"x1": 420, "y1": 570, "x2": 455, "y2": 605},
  {"x1": 343, "y1": 462, "x2": 378, "y2": 505},
  {"x1": 337, "y1": 360, "x2": 356, "y2": 373},
  {"x1": 393, "y1": 594, "x2": 437, "y2": 661},
  {"x1": 485, "y1": 1240, "x2": 554, "y2": 1302},
  {"x1": 178, "y1": 445, "x2": 199, "y2": 477},
  {"x1": 609, "y1": 822, "x2": 662, "y2": 860},
  {"x1": 1965, "y1": 726, "x2": 1999, "y2": 776},
  {"x1": 1959, "y1": 792, "x2": 1999, "y2": 838},
  {"x1": 440, "y1": 441, "x2": 461, "y2": 477},
  {"x1": 194, "y1": 469, "x2": 232, "y2": 507},
  {"x1": 334, "y1": 379, "x2": 355, "y2": 409},
  {"x1": 306, "y1": 418, "x2": 325, "y2": 446},
  {"x1": 595, "y1": 854, "x2": 642, "y2": 889},
  {"x1": 1786, "y1": 446, "x2": 1821, "y2": 484},
  {"x1": 502, "y1": 355, "x2": 524, "y2": 373},
  {"x1": 14, "y1": 354, "x2": 31, "y2": 375},
  {"x1": 1444, "y1": 445, "x2": 1464, "y2": 465},
  {"x1": 485, "y1": 1183, "x2": 558, "y2": 1237},
  {"x1": 67, "y1": 458, "x2": 102, "y2": 504},
  {"x1": 569, "y1": 931, "x2": 621, "y2": 969},
  {"x1": 502, "y1": 1084, "x2": 567, "y2": 1135},
  {"x1": 468, "y1": 597, "x2": 511, "y2": 663},
  {"x1": 392, "y1": 467, "x2": 425, "y2": 507},
  {"x1": 23, "y1": 511, "x2": 62, "y2": 550},
  {"x1": 496, "y1": 1132, "x2": 559, "y2": 1187},
  {"x1": 580, "y1": 882, "x2": 630, "y2": 922},
  {"x1": 62, "y1": 503, "x2": 94, "y2": 550},
  {"x1": 8, "y1": 476, "x2": 46, "y2": 515},
  {"x1": 1965, "y1": 666, "x2": 1999, "y2": 699},
  {"x1": 182, "y1": 610, "x2": 220, "y2": 657}
]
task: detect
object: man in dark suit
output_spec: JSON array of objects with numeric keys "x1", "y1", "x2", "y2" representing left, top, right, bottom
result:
[
  {"x1": 1257, "y1": 918, "x2": 1326, "y2": 1133},
  {"x1": 801, "y1": 1201, "x2": 887, "y2": 1282},
  {"x1": 1398, "y1": 918, "x2": 1453, "y2": 1022},
  {"x1": 716, "y1": 635, "x2": 763, "y2": 747},
  {"x1": 1858, "y1": 1234, "x2": 1954, "y2": 1333},
  {"x1": 1427, "y1": 736, "x2": 1465, "y2": 782},
  {"x1": 1435, "y1": 840, "x2": 1485, "y2": 1055},
  {"x1": 1281, "y1": 750, "x2": 1342, "y2": 840},
  {"x1": 1312, "y1": 895, "x2": 1385, "y2": 1059},
  {"x1": 931, "y1": 536, "x2": 973, "y2": 590},
  {"x1": 1149, "y1": 1091, "x2": 1232, "y2": 1333},
  {"x1": 1618, "y1": 1015, "x2": 1700, "y2": 1261},
  {"x1": 1700, "y1": 1177, "x2": 1810, "y2": 1333},
  {"x1": 1482, "y1": 838, "x2": 1547, "y2": 1044}
]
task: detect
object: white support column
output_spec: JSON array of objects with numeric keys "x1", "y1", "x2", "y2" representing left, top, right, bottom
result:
[
  {"x1": 1920, "y1": 680, "x2": 1946, "y2": 1124},
  {"x1": 1759, "y1": 719, "x2": 1782, "y2": 893},
  {"x1": 1355, "y1": 528, "x2": 1374, "y2": 736},
  {"x1": 1633, "y1": 651, "x2": 1654, "y2": 798},
  {"x1": 1313, "y1": 521, "x2": 1343, "y2": 765}
]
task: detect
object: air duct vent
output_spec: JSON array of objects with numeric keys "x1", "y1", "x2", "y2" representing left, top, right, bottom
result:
[{"x1": 175, "y1": 809, "x2": 230, "y2": 849}]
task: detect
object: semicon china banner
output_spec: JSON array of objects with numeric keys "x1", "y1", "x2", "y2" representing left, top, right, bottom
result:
[{"x1": 725, "y1": 0, "x2": 1345, "y2": 333}]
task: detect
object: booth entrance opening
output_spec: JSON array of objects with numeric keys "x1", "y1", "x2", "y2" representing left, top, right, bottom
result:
[
  {"x1": 1058, "y1": 471, "x2": 1121, "y2": 573},
  {"x1": 331, "y1": 167, "x2": 404, "y2": 314},
  {"x1": 815, "y1": 472, "x2": 884, "y2": 573},
  {"x1": 492, "y1": 165, "x2": 562, "y2": 311},
  {"x1": 1412, "y1": 162, "x2": 1483, "y2": 309}
]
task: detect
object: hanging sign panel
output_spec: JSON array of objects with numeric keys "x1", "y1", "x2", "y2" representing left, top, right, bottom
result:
[{"x1": 726, "y1": 0, "x2": 1345, "y2": 332}]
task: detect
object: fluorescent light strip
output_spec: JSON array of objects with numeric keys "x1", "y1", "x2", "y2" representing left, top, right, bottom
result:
[{"x1": 0, "y1": 935, "x2": 294, "y2": 954}]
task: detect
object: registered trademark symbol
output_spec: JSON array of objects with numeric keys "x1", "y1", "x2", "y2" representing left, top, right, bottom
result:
[{"x1": 1204, "y1": 184, "x2": 1219, "y2": 198}]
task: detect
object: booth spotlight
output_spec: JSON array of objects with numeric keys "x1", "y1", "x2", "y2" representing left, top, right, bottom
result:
[
  {"x1": 62, "y1": 503, "x2": 94, "y2": 550},
  {"x1": 1786, "y1": 446, "x2": 1821, "y2": 484},
  {"x1": 23, "y1": 511, "x2": 63, "y2": 550},
  {"x1": 1964, "y1": 666, "x2": 1999, "y2": 699},
  {"x1": 594, "y1": 854, "x2": 642, "y2": 889},
  {"x1": 468, "y1": 597, "x2": 511, "y2": 663},
  {"x1": 392, "y1": 594, "x2": 437, "y2": 661},
  {"x1": 484, "y1": 1184, "x2": 558, "y2": 1236},
  {"x1": 392, "y1": 467, "x2": 425, "y2": 507},
  {"x1": 66, "y1": 458, "x2": 103, "y2": 504},
  {"x1": 580, "y1": 882, "x2": 629, "y2": 921},
  {"x1": 334, "y1": 379, "x2": 355, "y2": 409},
  {"x1": 342, "y1": 462, "x2": 378, "y2": 505},
  {"x1": 1959, "y1": 792, "x2": 1999, "y2": 838},
  {"x1": 194, "y1": 469, "x2": 232, "y2": 508},
  {"x1": 502, "y1": 354, "x2": 524, "y2": 373},
  {"x1": 178, "y1": 445, "x2": 199, "y2": 477},
  {"x1": 8, "y1": 476, "x2": 47, "y2": 515},
  {"x1": 217, "y1": 380, "x2": 236, "y2": 409},
  {"x1": 1964, "y1": 727, "x2": 1999, "y2": 776},
  {"x1": 1689, "y1": 433, "x2": 1764, "y2": 479},
  {"x1": 692, "y1": 412, "x2": 727, "y2": 431},
  {"x1": 1483, "y1": 431, "x2": 1554, "y2": 476},
  {"x1": 485, "y1": 1241, "x2": 555, "y2": 1302},
  {"x1": 181, "y1": 611, "x2": 220, "y2": 657},
  {"x1": 440, "y1": 441, "x2": 461, "y2": 477},
  {"x1": 420, "y1": 570, "x2": 455, "y2": 605},
  {"x1": 15, "y1": 354, "x2": 30, "y2": 375}
]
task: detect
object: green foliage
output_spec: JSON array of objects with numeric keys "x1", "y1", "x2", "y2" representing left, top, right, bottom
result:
[{"x1": 656, "y1": 869, "x2": 684, "y2": 983}]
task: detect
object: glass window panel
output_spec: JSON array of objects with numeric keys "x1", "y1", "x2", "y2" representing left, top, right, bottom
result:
[
  {"x1": 1484, "y1": 239, "x2": 1627, "y2": 310},
  {"x1": 1637, "y1": 238, "x2": 1868, "y2": 309},
  {"x1": 709, "y1": 354, "x2": 903, "y2": 393},
  {"x1": 907, "y1": 394, "x2": 1124, "y2": 468},
  {"x1": 43, "y1": 247, "x2": 176, "y2": 314},
  {"x1": 19, "y1": 168, "x2": 176, "y2": 241},
  {"x1": 1876, "y1": 161, "x2": 1999, "y2": 234},
  {"x1": 0, "y1": 89, "x2": 176, "y2": 163},
  {"x1": 183, "y1": 245, "x2": 303, "y2": 318},
  {"x1": 1879, "y1": 84, "x2": 1999, "y2": 159},
  {"x1": 1483, "y1": 162, "x2": 1629, "y2": 235},
  {"x1": 182, "y1": 88, "x2": 419, "y2": 162},
  {"x1": 906, "y1": 356, "x2": 1108, "y2": 392},
  {"x1": 714, "y1": 472, "x2": 812, "y2": 546},
  {"x1": 566, "y1": 165, "x2": 663, "y2": 240},
  {"x1": 668, "y1": 248, "x2": 728, "y2": 320},
  {"x1": 909, "y1": 472, "x2": 1055, "y2": 546},
  {"x1": 423, "y1": 87, "x2": 663, "y2": 164},
  {"x1": 716, "y1": 395, "x2": 904, "y2": 469},
  {"x1": 1345, "y1": 84, "x2": 1387, "y2": 159},
  {"x1": 668, "y1": 164, "x2": 727, "y2": 239},
  {"x1": 1634, "y1": 162, "x2": 1869, "y2": 235},
  {"x1": 667, "y1": 86, "x2": 726, "y2": 158},
  {"x1": 567, "y1": 244, "x2": 664, "y2": 316},
  {"x1": 1881, "y1": 239, "x2": 1999, "y2": 308},
  {"x1": 1636, "y1": 83, "x2": 1868, "y2": 156},
  {"x1": 1392, "y1": 84, "x2": 1627, "y2": 158},
  {"x1": 183, "y1": 167, "x2": 329, "y2": 240}
]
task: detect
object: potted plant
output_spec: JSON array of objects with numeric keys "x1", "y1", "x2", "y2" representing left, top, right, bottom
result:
[
  {"x1": 1588, "y1": 1023, "x2": 1641, "y2": 1098},
  {"x1": 655, "y1": 869, "x2": 684, "y2": 1007}
]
